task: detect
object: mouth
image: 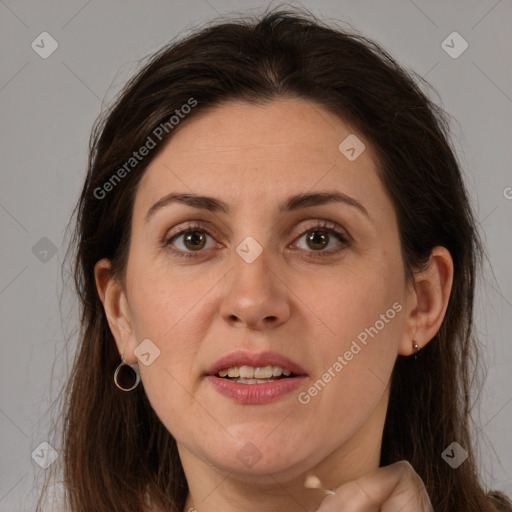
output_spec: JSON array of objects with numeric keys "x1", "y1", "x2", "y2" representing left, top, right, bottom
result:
[{"x1": 205, "y1": 351, "x2": 307, "y2": 404}]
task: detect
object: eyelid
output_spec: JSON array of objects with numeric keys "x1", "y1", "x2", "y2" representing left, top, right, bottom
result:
[
  {"x1": 296, "y1": 219, "x2": 351, "y2": 242},
  {"x1": 161, "y1": 221, "x2": 221, "y2": 258},
  {"x1": 163, "y1": 220, "x2": 219, "y2": 242},
  {"x1": 291, "y1": 220, "x2": 351, "y2": 257}
]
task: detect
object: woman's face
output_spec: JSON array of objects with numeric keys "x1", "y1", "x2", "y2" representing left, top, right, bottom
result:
[{"x1": 115, "y1": 98, "x2": 414, "y2": 484}]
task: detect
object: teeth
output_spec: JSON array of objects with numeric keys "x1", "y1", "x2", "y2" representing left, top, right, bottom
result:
[
  {"x1": 228, "y1": 367, "x2": 239, "y2": 378},
  {"x1": 217, "y1": 365, "x2": 293, "y2": 379},
  {"x1": 236, "y1": 378, "x2": 276, "y2": 384},
  {"x1": 254, "y1": 365, "x2": 273, "y2": 379},
  {"x1": 239, "y1": 365, "x2": 254, "y2": 379}
]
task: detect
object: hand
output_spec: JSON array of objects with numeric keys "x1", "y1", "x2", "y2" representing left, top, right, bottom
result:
[{"x1": 316, "y1": 461, "x2": 433, "y2": 512}]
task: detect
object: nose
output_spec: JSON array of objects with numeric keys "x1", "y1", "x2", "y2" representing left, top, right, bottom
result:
[{"x1": 220, "y1": 247, "x2": 291, "y2": 331}]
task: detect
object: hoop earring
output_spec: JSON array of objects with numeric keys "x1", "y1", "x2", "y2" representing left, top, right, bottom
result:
[
  {"x1": 412, "y1": 339, "x2": 421, "y2": 360},
  {"x1": 114, "y1": 358, "x2": 140, "y2": 391}
]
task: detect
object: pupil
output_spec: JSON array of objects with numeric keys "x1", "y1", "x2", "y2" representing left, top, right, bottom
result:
[
  {"x1": 185, "y1": 231, "x2": 205, "y2": 250},
  {"x1": 308, "y1": 231, "x2": 328, "y2": 250}
]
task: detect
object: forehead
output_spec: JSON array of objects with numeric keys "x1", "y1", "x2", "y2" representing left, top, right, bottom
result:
[
  {"x1": 133, "y1": 97, "x2": 387, "y2": 217},
  {"x1": 155, "y1": 98, "x2": 370, "y2": 160}
]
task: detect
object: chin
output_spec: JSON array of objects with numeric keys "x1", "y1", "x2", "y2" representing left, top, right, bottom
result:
[{"x1": 196, "y1": 435, "x2": 316, "y2": 483}]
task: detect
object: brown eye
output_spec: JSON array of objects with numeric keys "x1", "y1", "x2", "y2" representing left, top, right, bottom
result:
[
  {"x1": 182, "y1": 230, "x2": 207, "y2": 251},
  {"x1": 293, "y1": 222, "x2": 351, "y2": 258},
  {"x1": 163, "y1": 224, "x2": 217, "y2": 258},
  {"x1": 305, "y1": 230, "x2": 330, "y2": 251}
]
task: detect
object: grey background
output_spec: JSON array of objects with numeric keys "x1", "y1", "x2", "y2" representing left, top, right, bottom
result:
[{"x1": 1, "y1": 0, "x2": 511, "y2": 509}]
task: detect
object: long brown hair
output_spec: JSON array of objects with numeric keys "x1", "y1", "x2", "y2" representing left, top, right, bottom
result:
[{"x1": 37, "y1": 7, "x2": 511, "y2": 512}]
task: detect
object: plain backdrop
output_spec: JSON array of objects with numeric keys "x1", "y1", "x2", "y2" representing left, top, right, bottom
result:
[{"x1": 1, "y1": 0, "x2": 511, "y2": 509}]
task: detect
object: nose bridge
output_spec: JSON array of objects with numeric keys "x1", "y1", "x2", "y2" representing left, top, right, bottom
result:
[{"x1": 220, "y1": 235, "x2": 290, "y2": 330}]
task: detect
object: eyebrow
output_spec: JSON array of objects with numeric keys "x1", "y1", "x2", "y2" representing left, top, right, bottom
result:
[{"x1": 145, "y1": 190, "x2": 369, "y2": 223}]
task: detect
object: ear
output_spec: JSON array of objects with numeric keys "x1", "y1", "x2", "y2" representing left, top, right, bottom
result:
[
  {"x1": 398, "y1": 246, "x2": 454, "y2": 356},
  {"x1": 94, "y1": 258, "x2": 138, "y2": 364}
]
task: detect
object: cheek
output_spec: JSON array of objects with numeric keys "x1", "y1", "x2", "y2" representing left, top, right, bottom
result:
[
  {"x1": 127, "y1": 252, "x2": 209, "y2": 342},
  {"x1": 125, "y1": 259, "x2": 219, "y2": 436},
  {"x1": 128, "y1": 274, "x2": 205, "y2": 379},
  {"x1": 296, "y1": 253, "x2": 404, "y2": 346},
  {"x1": 295, "y1": 253, "x2": 404, "y2": 410}
]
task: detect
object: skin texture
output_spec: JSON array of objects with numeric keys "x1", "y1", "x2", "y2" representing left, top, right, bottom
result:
[{"x1": 95, "y1": 98, "x2": 452, "y2": 511}]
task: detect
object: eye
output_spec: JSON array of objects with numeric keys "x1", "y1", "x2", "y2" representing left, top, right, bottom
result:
[
  {"x1": 292, "y1": 221, "x2": 351, "y2": 257},
  {"x1": 163, "y1": 223, "x2": 219, "y2": 258},
  {"x1": 162, "y1": 220, "x2": 351, "y2": 259}
]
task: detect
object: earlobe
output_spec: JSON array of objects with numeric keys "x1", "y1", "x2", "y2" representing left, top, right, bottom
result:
[
  {"x1": 399, "y1": 246, "x2": 454, "y2": 356},
  {"x1": 94, "y1": 259, "x2": 137, "y2": 363}
]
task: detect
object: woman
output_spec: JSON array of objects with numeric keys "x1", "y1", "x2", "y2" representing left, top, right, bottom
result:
[{"x1": 38, "y1": 8, "x2": 511, "y2": 512}]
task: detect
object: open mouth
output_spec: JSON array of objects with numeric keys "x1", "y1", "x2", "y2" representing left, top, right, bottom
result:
[
  {"x1": 207, "y1": 353, "x2": 307, "y2": 403},
  {"x1": 216, "y1": 365, "x2": 295, "y2": 384}
]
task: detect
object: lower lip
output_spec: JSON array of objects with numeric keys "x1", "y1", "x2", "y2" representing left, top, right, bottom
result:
[{"x1": 206, "y1": 375, "x2": 307, "y2": 404}]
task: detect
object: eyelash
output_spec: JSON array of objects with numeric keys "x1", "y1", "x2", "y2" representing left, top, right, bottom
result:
[{"x1": 162, "y1": 221, "x2": 351, "y2": 259}]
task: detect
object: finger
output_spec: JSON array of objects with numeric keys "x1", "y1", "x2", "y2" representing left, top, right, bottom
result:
[{"x1": 316, "y1": 461, "x2": 432, "y2": 512}]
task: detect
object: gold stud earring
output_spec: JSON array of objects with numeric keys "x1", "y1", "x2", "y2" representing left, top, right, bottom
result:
[{"x1": 413, "y1": 339, "x2": 421, "y2": 360}]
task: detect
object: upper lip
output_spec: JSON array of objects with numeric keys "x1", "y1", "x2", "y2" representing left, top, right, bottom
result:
[{"x1": 206, "y1": 350, "x2": 307, "y2": 376}]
